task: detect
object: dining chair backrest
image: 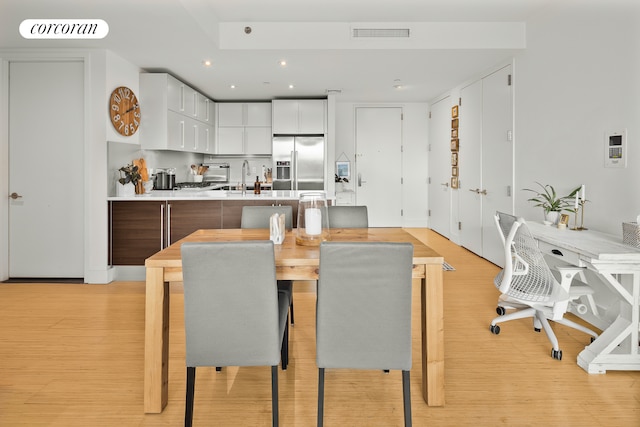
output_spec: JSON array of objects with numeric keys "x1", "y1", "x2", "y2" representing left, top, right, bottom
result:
[
  {"x1": 181, "y1": 240, "x2": 281, "y2": 367},
  {"x1": 327, "y1": 205, "x2": 368, "y2": 228},
  {"x1": 241, "y1": 205, "x2": 293, "y2": 230},
  {"x1": 316, "y1": 241, "x2": 413, "y2": 370}
]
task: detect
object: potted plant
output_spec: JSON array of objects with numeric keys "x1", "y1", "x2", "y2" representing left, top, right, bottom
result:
[
  {"x1": 523, "y1": 182, "x2": 580, "y2": 224},
  {"x1": 117, "y1": 163, "x2": 142, "y2": 196}
]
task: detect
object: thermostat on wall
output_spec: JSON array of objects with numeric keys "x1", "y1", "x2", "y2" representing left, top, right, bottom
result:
[{"x1": 604, "y1": 130, "x2": 627, "y2": 168}]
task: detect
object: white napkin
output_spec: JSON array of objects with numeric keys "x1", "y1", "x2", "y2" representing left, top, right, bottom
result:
[{"x1": 270, "y1": 213, "x2": 285, "y2": 244}]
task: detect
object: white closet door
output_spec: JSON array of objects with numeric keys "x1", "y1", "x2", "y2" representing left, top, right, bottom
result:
[
  {"x1": 355, "y1": 107, "x2": 403, "y2": 227},
  {"x1": 427, "y1": 97, "x2": 452, "y2": 238},
  {"x1": 8, "y1": 61, "x2": 84, "y2": 278},
  {"x1": 481, "y1": 65, "x2": 513, "y2": 267},
  {"x1": 458, "y1": 80, "x2": 483, "y2": 255}
]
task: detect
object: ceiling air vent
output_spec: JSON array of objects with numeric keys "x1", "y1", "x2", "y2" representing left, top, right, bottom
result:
[{"x1": 352, "y1": 28, "x2": 410, "y2": 38}]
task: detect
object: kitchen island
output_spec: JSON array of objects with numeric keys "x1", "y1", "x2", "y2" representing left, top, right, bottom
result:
[{"x1": 108, "y1": 190, "x2": 334, "y2": 265}]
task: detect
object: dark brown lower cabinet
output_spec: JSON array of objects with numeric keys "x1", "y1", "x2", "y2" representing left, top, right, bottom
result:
[
  {"x1": 110, "y1": 201, "x2": 166, "y2": 266},
  {"x1": 110, "y1": 199, "x2": 303, "y2": 265},
  {"x1": 167, "y1": 200, "x2": 222, "y2": 244},
  {"x1": 110, "y1": 200, "x2": 222, "y2": 266}
]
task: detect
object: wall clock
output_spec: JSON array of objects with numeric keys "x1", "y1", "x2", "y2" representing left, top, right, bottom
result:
[{"x1": 109, "y1": 86, "x2": 141, "y2": 136}]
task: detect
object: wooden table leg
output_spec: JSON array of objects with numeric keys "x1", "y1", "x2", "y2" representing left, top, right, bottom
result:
[
  {"x1": 144, "y1": 267, "x2": 170, "y2": 413},
  {"x1": 421, "y1": 263, "x2": 445, "y2": 406}
]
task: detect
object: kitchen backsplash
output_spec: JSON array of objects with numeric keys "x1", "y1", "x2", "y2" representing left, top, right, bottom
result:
[{"x1": 107, "y1": 141, "x2": 273, "y2": 196}]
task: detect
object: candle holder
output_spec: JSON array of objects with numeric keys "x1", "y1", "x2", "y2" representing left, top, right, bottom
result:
[
  {"x1": 295, "y1": 192, "x2": 330, "y2": 246},
  {"x1": 572, "y1": 200, "x2": 588, "y2": 231}
]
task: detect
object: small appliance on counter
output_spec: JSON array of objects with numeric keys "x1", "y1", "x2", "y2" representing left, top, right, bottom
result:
[{"x1": 203, "y1": 162, "x2": 230, "y2": 183}]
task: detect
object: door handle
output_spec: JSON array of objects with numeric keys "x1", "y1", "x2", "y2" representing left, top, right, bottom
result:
[
  {"x1": 469, "y1": 188, "x2": 480, "y2": 194},
  {"x1": 9, "y1": 192, "x2": 23, "y2": 199},
  {"x1": 479, "y1": 189, "x2": 488, "y2": 195},
  {"x1": 441, "y1": 182, "x2": 449, "y2": 187}
]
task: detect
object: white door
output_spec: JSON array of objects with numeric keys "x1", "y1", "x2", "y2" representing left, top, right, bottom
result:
[
  {"x1": 481, "y1": 65, "x2": 513, "y2": 266},
  {"x1": 355, "y1": 107, "x2": 403, "y2": 227},
  {"x1": 458, "y1": 79, "x2": 483, "y2": 255},
  {"x1": 8, "y1": 61, "x2": 84, "y2": 278},
  {"x1": 458, "y1": 65, "x2": 513, "y2": 266},
  {"x1": 427, "y1": 97, "x2": 452, "y2": 237}
]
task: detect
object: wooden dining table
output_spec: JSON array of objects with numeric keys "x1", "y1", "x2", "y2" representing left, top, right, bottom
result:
[{"x1": 143, "y1": 227, "x2": 445, "y2": 413}]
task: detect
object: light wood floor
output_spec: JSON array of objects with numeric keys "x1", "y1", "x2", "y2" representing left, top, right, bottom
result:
[{"x1": 1, "y1": 229, "x2": 638, "y2": 426}]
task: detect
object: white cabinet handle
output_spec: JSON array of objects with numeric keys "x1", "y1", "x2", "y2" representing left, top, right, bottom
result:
[
  {"x1": 167, "y1": 203, "x2": 172, "y2": 246},
  {"x1": 160, "y1": 204, "x2": 164, "y2": 250},
  {"x1": 193, "y1": 124, "x2": 198, "y2": 150},
  {"x1": 179, "y1": 121, "x2": 185, "y2": 149}
]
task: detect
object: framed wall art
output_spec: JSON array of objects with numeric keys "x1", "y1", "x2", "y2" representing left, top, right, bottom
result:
[
  {"x1": 336, "y1": 161, "x2": 350, "y2": 180},
  {"x1": 451, "y1": 176, "x2": 459, "y2": 189},
  {"x1": 451, "y1": 105, "x2": 458, "y2": 118},
  {"x1": 452, "y1": 166, "x2": 458, "y2": 177},
  {"x1": 451, "y1": 152, "x2": 458, "y2": 166},
  {"x1": 451, "y1": 128, "x2": 458, "y2": 138},
  {"x1": 451, "y1": 118, "x2": 459, "y2": 129},
  {"x1": 450, "y1": 138, "x2": 459, "y2": 151}
]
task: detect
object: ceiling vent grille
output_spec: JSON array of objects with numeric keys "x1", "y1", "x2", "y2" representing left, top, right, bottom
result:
[{"x1": 352, "y1": 28, "x2": 410, "y2": 38}]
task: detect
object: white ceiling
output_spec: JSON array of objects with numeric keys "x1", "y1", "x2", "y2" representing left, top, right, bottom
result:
[{"x1": 1, "y1": 0, "x2": 559, "y2": 102}]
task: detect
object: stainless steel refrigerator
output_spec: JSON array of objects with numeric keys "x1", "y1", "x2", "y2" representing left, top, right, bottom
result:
[{"x1": 272, "y1": 136, "x2": 325, "y2": 190}]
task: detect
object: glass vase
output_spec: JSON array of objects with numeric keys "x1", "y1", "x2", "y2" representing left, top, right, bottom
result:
[{"x1": 296, "y1": 192, "x2": 330, "y2": 246}]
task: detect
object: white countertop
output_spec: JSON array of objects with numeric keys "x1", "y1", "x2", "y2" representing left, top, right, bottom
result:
[{"x1": 108, "y1": 189, "x2": 335, "y2": 201}]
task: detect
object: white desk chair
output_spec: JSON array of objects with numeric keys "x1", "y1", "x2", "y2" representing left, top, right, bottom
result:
[{"x1": 490, "y1": 212, "x2": 598, "y2": 360}]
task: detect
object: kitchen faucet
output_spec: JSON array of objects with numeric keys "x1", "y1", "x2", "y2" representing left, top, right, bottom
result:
[{"x1": 241, "y1": 160, "x2": 250, "y2": 195}]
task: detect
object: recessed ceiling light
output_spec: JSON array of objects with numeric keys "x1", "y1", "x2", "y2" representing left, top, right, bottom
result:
[
  {"x1": 393, "y1": 84, "x2": 403, "y2": 89},
  {"x1": 202, "y1": 60, "x2": 212, "y2": 67},
  {"x1": 280, "y1": 60, "x2": 287, "y2": 67},
  {"x1": 288, "y1": 84, "x2": 295, "y2": 89},
  {"x1": 230, "y1": 85, "x2": 236, "y2": 89}
]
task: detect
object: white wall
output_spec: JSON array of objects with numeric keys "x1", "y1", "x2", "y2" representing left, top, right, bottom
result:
[
  {"x1": 514, "y1": 0, "x2": 640, "y2": 235},
  {"x1": 334, "y1": 102, "x2": 429, "y2": 227}
]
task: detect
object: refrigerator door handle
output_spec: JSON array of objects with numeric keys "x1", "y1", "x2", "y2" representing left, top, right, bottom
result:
[{"x1": 294, "y1": 150, "x2": 299, "y2": 191}]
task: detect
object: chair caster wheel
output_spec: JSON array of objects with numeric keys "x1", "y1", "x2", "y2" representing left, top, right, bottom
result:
[
  {"x1": 551, "y1": 349, "x2": 562, "y2": 360},
  {"x1": 490, "y1": 324, "x2": 500, "y2": 335},
  {"x1": 534, "y1": 328, "x2": 541, "y2": 333},
  {"x1": 496, "y1": 306, "x2": 506, "y2": 316}
]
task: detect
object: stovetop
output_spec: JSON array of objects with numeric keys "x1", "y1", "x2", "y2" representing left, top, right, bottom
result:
[{"x1": 174, "y1": 181, "x2": 224, "y2": 190}]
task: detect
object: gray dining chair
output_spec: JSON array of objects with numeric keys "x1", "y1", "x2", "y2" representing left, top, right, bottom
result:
[
  {"x1": 241, "y1": 205, "x2": 295, "y2": 325},
  {"x1": 326, "y1": 205, "x2": 368, "y2": 228},
  {"x1": 316, "y1": 241, "x2": 414, "y2": 427},
  {"x1": 181, "y1": 241, "x2": 291, "y2": 427},
  {"x1": 241, "y1": 205, "x2": 293, "y2": 230}
]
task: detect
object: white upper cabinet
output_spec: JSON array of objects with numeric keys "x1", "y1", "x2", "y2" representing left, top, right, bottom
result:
[
  {"x1": 217, "y1": 103, "x2": 244, "y2": 127},
  {"x1": 140, "y1": 73, "x2": 215, "y2": 154},
  {"x1": 216, "y1": 103, "x2": 272, "y2": 155},
  {"x1": 272, "y1": 99, "x2": 326, "y2": 134},
  {"x1": 245, "y1": 103, "x2": 272, "y2": 127}
]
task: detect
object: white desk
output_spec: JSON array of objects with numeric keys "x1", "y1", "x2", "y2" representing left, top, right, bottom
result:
[{"x1": 528, "y1": 221, "x2": 640, "y2": 373}]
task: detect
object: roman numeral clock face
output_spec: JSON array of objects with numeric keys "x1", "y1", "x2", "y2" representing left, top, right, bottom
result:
[{"x1": 109, "y1": 86, "x2": 141, "y2": 136}]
